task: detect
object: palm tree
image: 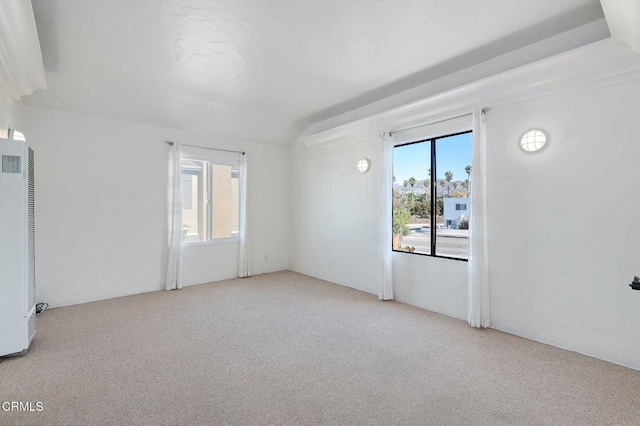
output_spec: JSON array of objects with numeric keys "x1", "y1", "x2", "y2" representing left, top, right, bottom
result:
[
  {"x1": 462, "y1": 179, "x2": 469, "y2": 196},
  {"x1": 444, "y1": 171, "x2": 453, "y2": 197},
  {"x1": 408, "y1": 176, "x2": 417, "y2": 208},
  {"x1": 440, "y1": 179, "x2": 445, "y2": 198},
  {"x1": 453, "y1": 182, "x2": 458, "y2": 194},
  {"x1": 425, "y1": 168, "x2": 431, "y2": 194},
  {"x1": 465, "y1": 165, "x2": 471, "y2": 182}
]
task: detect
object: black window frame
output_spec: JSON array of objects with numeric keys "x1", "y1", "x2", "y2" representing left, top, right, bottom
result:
[{"x1": 392, "y1": 130, "x2": 472, "y2": 262}]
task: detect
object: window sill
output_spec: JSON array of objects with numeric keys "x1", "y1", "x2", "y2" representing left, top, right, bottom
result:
[
  {"x1": 183, "y1": 238, "x2": 240, "y2": 247},
  {"x1": 392, "y1": 249, "x2": 468, "y2": 262}
]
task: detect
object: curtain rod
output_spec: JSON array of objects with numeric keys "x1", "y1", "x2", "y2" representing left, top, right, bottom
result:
[
  {"x1": 389, "y1": 108, "x2": 489, "y2": 136},
  {"x1": 165, "y1": 141, "x2": 245, "y2": 155}
]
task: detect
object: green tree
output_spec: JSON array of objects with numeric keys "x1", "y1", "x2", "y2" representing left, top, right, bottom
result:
[
  {"x1": 392, "y1": 207, "x2": 410, "y2": 237},
  {"x1": 465, "y1": 165, "x2": 472, "y2": 182},
  {"x1": 462, "y1": 179, "x2": 469, "y2": 196},
  {"x1": 411, "y1": 201, "x2": 429, "y2": 218},
  {"x1": 401, "y1": 180, "x2": 409, "y2": 205},
  {"x1": 444, "y1": 171, "x2": 453, "y2": 197},
  {"x1": 408, "y1": 176, "x2": 417, "y2": 208}
]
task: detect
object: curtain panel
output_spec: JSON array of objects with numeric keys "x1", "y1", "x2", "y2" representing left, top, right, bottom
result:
[
  {"x1": 166, "y1": 142, "x2": 183, "y2": 290},
  {"x1": 238, "y1": 153, "x2": 249, "y2": 278},
  {"x1": 378, "y1": 132, "x2": 394, "y2": 300},
  {"x1": 468, "y1": 108, "x2": 490, "y2": 327}
]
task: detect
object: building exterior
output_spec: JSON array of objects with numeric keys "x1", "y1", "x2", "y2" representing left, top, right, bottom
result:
[
  {"x1": 443, "y1": 197, "x2": 469, "y2": 229},
  {"x1": 181, "y1": 159, "x2": 239, "y2": 241}
]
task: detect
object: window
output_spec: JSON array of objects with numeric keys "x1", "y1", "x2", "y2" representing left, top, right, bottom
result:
[
  {"x1": 180, "y1": 153, "x2": 240, "y2": 243},
  {"x1": 393, "y1": 131, "x2": 472, "y2": 260}
]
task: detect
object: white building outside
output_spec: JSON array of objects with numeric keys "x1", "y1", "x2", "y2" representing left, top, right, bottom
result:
[{"x1": 443, "y1": 197, "x2": 469, "y2": 229}]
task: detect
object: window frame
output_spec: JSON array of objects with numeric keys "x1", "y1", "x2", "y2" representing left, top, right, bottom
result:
[
  {"x1": 180, "y1": 150, "x2": 241, "y2": 245},
  {"x1": 392, "y1": 129, "x2": 471, "y2": 262},
  {"x1": 180, "y1": 161, "x2": 206, "y2": 241}
]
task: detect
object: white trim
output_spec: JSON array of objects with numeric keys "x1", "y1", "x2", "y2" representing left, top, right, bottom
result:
[
  {"x1": 393, "y1": 292, "x2": 466, "y2": 322},
  {"x1": 299, "y1": 19, "x2": 609, "y2": 142},
  {"x1": 297, "y1": 37, "x2": 640, "y2": 151},
  {"x1": 392, "y1": 114, "x2": 473, "y2": 145},
  {"x1": 183, "y1": 237, "x2": 240, "y2": 247},
  {"x1": 601, "y1": 0, "x2": 640, "y2": 55},
  {"x1": 491, "y1": 322, "x2": 640, "y2": 372},
  {"x1": 47, "y1": 283, "x2": 161, "y2": 309},
  {"x1": 181, "y1": 147, "x2": 241, "y2": 166},
  {"x1": 0, "y1": 0, "x2": 47, "y2": 101}
]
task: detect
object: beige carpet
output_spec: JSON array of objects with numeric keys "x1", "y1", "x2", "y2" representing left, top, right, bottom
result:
[{"x1": 1, "y1": 271, "x2": 639, "y2": 425}]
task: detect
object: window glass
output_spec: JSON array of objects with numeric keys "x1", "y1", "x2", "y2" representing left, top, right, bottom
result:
[
  {"x1": 393, "y1": 142, "x2": 432, "y2": 255},
  {"x1": 211, "y1": 164, "x2": 239, "y2": 239},
  {"x1": 393, "y1": 131, "x2": 472, "y2": 260},
  {"x1": 181, "y1": 157, "x2": 240, "y2": 242},
  {"x1": 181, "y1": 159, "x2": 206, "y2": 242},
  {"x1": 435, "y1": 132, "x2": 472, "y2": 259}
]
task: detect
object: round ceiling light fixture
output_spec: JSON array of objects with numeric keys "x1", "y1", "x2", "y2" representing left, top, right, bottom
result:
[
  {"x1": 357, "y1": 158, "x2": 370, "y2": 173},
  {"x1": 520, "y1": 129, "x2": 547, "y2": 152}
]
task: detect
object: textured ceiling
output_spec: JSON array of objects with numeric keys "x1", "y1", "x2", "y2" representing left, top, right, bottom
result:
[{"x1": 26, "y1": 0, "x2": 605, "y2": 145}]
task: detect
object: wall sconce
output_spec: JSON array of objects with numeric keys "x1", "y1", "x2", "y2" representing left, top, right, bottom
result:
[
  {"x1": 357, "y1": 158, "x2": 370, "y2": 173},
  {"x1": 520, "y1": 129, "x2": 547, "y2": 152}
]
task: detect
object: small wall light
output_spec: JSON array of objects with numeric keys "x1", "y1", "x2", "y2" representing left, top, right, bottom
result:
[
  {"x1": 520, "y1": 129, "x2": 547, "y2": 152},
  {"x1": 357, "y1": 158, "x2": 370, "y2": 173}
]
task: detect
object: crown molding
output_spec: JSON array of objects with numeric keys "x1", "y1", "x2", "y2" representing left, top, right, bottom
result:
[
  {"x1": 601, "y1": 0, "x2": 640, "y2": 55},
  {"x1": 298, "y1": 37, "x2": 640, "y2": 152}
]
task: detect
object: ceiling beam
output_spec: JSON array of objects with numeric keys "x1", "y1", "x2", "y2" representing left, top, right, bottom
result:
[{"x1": 601, "y1": 0, "x2": 640, "y2": 54}]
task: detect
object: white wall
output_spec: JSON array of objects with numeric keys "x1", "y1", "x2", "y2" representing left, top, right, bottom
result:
[
  {"x1": 289, "y1": 79, "x2": 640, "y2": 370},
  {"x1": 0, "y1": 95, "x2": 16, "y2": 135},
  {"x1": 288, "y1": 137, "x2": 467, "y2": 324},
  {"x1": 14, "y1": 105, "x2": 289, "y2": 308},
  {"x1": 289, "y1": 138, "x2": 469, "y2": 319},
  {"x1": 486, "y1": 82, "x2": 640, "y2": 369},
  {"x1": 289, "y1": 140, "x2": 381, "y2": 295},
  {"x1": 393, "y1": 253, "x2": 468, "y2": 320}
]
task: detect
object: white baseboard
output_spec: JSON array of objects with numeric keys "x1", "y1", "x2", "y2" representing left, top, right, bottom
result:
[
  {"x1": 48, "y1": 283, "x2": 161, "y2": 309},
  {"x1": 491, "y1": 323, "x2": 640, "y2": 372}
]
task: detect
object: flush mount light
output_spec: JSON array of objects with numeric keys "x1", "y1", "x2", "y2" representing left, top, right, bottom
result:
[
  {"x1": 357, "y1": 158, "x2": 370, "y2": 173},
  {"x1": 520, "y1": 129, "x2": 547, "y2": 152}
]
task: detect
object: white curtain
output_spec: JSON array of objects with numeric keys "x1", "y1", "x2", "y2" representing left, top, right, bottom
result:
[
  {"x1": 378, "y1": 132, "x2": 394, "y2": 300},
  {"x1": 468, "y1": 108, "x2": 490, "y2": 327},
  {"x1": 238, "y1": 153, "x2": 249, "y2": 278},
  {"x1": 166, "y1": 141, "x2": 183, "y2": 291},
  {"x1": 0, "y1": 0, "x2": 47, "y2": 101}
]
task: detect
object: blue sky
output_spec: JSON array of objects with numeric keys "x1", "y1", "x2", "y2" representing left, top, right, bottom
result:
[{"x1": 393, "y1": 132, "x2": 472, "y2": 183}]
